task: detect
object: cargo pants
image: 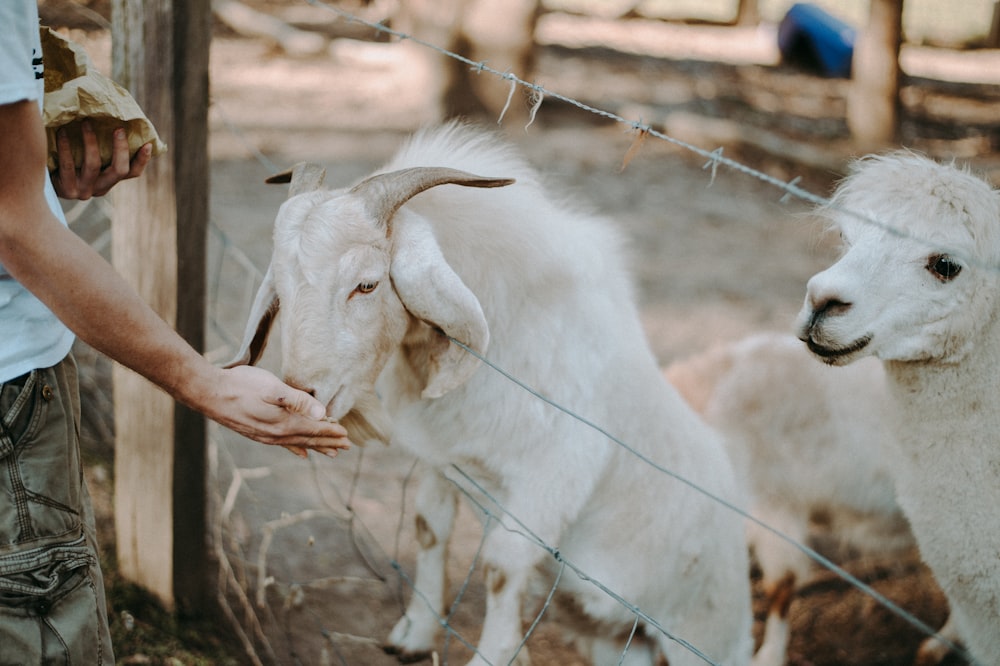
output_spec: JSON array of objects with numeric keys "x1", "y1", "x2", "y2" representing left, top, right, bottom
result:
[{"x1": 0, "y1": 356, "x2": 114, "y2": 665}]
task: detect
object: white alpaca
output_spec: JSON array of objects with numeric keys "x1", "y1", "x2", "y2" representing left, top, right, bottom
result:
[
  {"x1": 796, "y1": 151, "x2": 1000, "y2": 666},
  {"x1": 229, "y1": 122, "x2": 753, "y2": 666},
  {"x1": 667, "y1": 332, "x2": 917, "y2": 666}
]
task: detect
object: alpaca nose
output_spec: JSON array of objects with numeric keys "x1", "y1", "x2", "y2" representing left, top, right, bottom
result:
[
  {"x1": 804, "y1": 270, "x2": 852, "y2": 321},
  {"x1": 810, "y1": 295, "x2": 852, "y2": 320}
]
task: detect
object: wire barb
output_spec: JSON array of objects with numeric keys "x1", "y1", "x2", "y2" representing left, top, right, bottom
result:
[
  {"x1": 621, "y1": 124, "x2": 650, "y2": 171},
  {"x1": 525, "y1": 85, "x2": 544, "y2": 130},
  {"x1": 702, "y1": 147, "x2": 724, "y2": 186},
  {"x1": 497, "y1": 75, "x2": 518, "y2": 125}
]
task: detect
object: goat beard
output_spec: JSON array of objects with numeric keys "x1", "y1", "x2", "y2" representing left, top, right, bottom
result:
[{"x1": 338, "y1": 391, "x2": 391, "y2": 446}]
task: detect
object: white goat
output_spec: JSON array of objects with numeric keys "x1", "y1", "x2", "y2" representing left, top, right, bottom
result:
[
  {"x1": 228, "y1": 122, "x2": 753, "y2": 666},
  {"x1": 796, "y1": 151, "x2": 1000, "y2": 666},
  {"x1": 667, "y1": 332, "x2": 921, "y2": 666}
]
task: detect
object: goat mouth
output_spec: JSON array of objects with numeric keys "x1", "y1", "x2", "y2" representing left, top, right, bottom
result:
[
  {"x1": 319, "y1": 385, "x2": 390, "y2": 445},
  {"x1": 323, "y1": 386, "x2": 350, "y2": 421},
  {"x1": 803, "y1": 334, "x2": 872, "y2": 363},
  {"x1": 337, "y1": 390, "x2": 391, "y2": 446}
]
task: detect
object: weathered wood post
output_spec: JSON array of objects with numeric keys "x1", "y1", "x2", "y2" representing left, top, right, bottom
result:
[
  {"x1": 110, "y1": 0, "x2": 211, "y2": 614},
  {"x1": 847, "y1": 0, "x2": 904, "y2": 150}
]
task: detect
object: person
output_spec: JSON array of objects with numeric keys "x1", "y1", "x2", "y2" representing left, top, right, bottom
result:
[{"x1": 0, "y1": 3, "x2": 351, "y2": 663}]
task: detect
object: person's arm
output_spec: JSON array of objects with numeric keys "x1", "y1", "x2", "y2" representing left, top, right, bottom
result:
[{"x1": 0, "y1": 99, "x2": 350, "y2": 457}]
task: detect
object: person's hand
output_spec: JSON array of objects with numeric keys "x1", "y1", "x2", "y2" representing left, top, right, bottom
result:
[
  {"x1": 205, "y1": 365, "x2": 353, "y2": 459},
  {"x1": 50, "y1": 120, "x2": 152, "y2": 200}
]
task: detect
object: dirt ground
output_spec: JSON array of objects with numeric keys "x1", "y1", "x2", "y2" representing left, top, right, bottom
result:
[{"x1": 48, "y1": 2, "x2": 1000, "y2": 664}]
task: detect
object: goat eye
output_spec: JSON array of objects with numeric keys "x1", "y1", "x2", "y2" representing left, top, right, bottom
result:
[
  {"x1": 927, "y1": 254, "x2": 962, "y2": 281},
  {"x1": 356, "y1": 280, "x2": 379, "y2": 294}
]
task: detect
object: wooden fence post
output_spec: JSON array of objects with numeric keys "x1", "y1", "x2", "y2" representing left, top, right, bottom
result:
[
  {"x1": 109, "y1": 0, "x2": 210, "y2": 615},
  {"x1": 847, "y1": 0, "x2": 904, "y2": 150}
]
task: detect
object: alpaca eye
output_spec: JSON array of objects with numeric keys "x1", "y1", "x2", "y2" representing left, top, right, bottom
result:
[
  {"x1": 927, "y1": 255, "x2": 962, "y2": 281},
  {"x1": 356, "y1": 281, "x2": 379, "y2": 294}
]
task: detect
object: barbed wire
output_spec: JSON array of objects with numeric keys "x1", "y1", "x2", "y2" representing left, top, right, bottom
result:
[
  {"x1": 203, "y1": 188, "x2": 969, "y2": 664},
  {"x1": 444, "y1": 464, "x2": 722, "y2": 666},
  {"x1": 200, "y1": 4, "x2": 984, "y2": 663},
  {"x1": 304, "y1": 0, "x2": 1000, "y2": 276},
  {"x1": 445, "y1": 337, "x2": 967, "y2": 661},
  {"x1": 302, "y1": 0, "x2": 824, "y2": 200}
]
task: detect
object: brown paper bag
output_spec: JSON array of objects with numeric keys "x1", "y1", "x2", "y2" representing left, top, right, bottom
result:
[{"x1": 40, "y1": 27, "x2": 167, "y2": 171}]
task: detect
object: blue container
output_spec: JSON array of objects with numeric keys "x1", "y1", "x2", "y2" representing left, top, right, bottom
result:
[{"x1": 778, "y1": 3, "x2": 857, "y2": 78}]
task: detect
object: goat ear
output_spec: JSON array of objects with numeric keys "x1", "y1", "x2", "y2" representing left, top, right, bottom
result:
[
  {"x1": 225, "y1": 265, "x2": 279, "y2": 368},
  {"x1": 390, "y1": 223, "x2": 489, "y2": 399},
  {"x1": 266, "y1": 162, "x2": 327, "y2": 198}
]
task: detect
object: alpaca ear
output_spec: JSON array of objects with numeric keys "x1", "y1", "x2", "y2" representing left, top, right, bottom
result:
[
  {"x1": 390, "y1": 221, "x2": 489, "y2": 398},
  {"x1": 225, "y1": 265, "x2": 279, "y2": 368}
]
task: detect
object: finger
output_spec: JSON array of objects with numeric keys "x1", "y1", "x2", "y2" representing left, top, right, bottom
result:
[
  {"x1": 277, "y1": 386, "x2": 330, "y2": 421},
  {"x1": 77, "y1": 121, "x2": 100, "y2": 198},
  {"x1": 54, "y1": 128, "x2": 78, "y2": 198},
  {"x1": 287, "y1": 418, "x2": 352, "y2": 447},
  {"x1": 277, "y1": 417, "x2": 353, "y2": 449},
  {"x1": 93, "y1": 132, "x2": 146, "y2": 196},
  {"x1": 248, "y1": 425, "x2": 352, "y2": 452},
  {"x1": 106, "y1": 127, "x2": 131, "y2": 176},
  {"x1": 127, "y1": 143, "x2": 153, "y2": 178},
  {"x1": 315, "y1": 436, "x2": 352, "y2": 451},
  {"x1": 282, "y1": 444, "x2": 309, "y2": 458},
  {"x1": 299, "y1": 439, "x2": 351, "y2": 456}
]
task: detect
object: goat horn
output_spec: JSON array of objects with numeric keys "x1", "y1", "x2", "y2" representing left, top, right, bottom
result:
[
  {"x1": 265, "y1": 162, "x2": 327, "y2": 198},
  {"x1": 350, "y1": 167, "x2": 514, "y2": 230}
]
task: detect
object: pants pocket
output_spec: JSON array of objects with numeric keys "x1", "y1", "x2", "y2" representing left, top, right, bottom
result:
[
  {"x1": 0, "y1": 364, "x2": 83, "y2": 546},
  {"x1": 0, "y1": 536, "x2": 108, "y2": 665},
  {"x1": 0, "y1": 371, "x2": 35, "y2": 463}
]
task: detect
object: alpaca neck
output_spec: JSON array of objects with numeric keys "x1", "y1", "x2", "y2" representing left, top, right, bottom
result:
[
  {"x1": 881, "y1": 331, "x2": 1000, "y2": 666},
  {"x1": 882, "y1": 330, "x2": 1000, "y2": 471}
]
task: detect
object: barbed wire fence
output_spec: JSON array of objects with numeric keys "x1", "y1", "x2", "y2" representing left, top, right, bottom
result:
[
  {"x1": 197, "y1": 4, "x2": 980, "y2": 665},
  {"x1": 68, "y1": 1, "x2": 991, "y2": 664}
]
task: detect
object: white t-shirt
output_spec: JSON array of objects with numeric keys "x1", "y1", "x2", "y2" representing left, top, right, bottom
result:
[{"x1": 0, "y1": 1, "x2": 76, "y2": 382}]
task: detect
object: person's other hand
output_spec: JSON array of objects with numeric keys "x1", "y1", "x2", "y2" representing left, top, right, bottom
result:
[
  {"x1": 51, "y1": 121, "x2": 152, "y2": 200},
  {"x1": 207, "y1": 364, "x2": 353, "y2": 459}
]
